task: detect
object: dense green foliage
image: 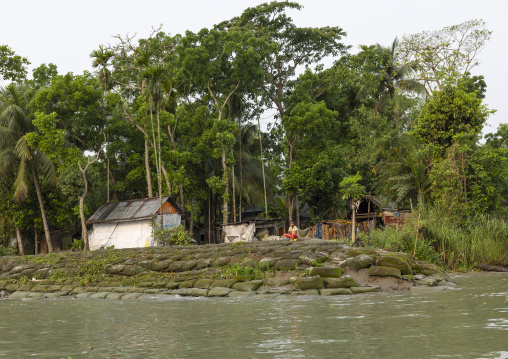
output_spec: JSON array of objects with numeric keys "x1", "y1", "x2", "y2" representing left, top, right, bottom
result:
[{"x1": 0, "y1": 4, "x2": 505, "y2": 266}]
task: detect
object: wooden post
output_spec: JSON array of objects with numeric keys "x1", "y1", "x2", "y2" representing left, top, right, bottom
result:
[
  {"x1": 413, "y1": 213, "x2": 421, "y2": 257},
  {"x1": 367, "y1": 198, "x2": 371, "y2": 232}
]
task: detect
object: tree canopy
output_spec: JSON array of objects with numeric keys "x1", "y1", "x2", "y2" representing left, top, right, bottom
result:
[{"x1": 0, "y1": 4, "x2": 504, "y2": 256}]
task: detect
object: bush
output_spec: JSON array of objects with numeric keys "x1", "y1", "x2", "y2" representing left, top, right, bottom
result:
[
  {"x1": 155, "y1": 224, "x2": 194, "y2": 246},
  {"x1": 359, "y1": 217, "x2": 440, "y2": 265},
  {"x1": 0, "y1": 244, "x2": 16, "y2": 257}
]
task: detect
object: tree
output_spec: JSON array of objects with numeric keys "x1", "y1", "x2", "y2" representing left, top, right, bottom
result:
[
  {"x1": 90, "y1": 45, "x2": 114, "y2": 92},
  {"x1": 27, "y1": 112, "x2": 108, "y2": 251},
  {"x1": 0, "y1": 84, "x2": 56, "y2": 252},
  {"x1": 179, "y1": 26, "x2": 255, "y2": 225},
  {"x1": 31, "y1": 72, "x2": 107, "y2": 151},
  {"x1": 281, "y1": 100, "x2": 341, "y2": 223},
  {"x1": 374, "y1": 38, "x2": 425, "y2": 100},
  {"x1": 485, "y1": 124, "x2": 508, "y2": 150},
  {"x1": 429, "y1": 133, "x2": 508, "y2": 218},
  {"x1": 0, "y1": 45, "x2": 30, "y2": 82},
  {"x1": 460, "y1": 72, "x2": 486, "y2": 100},
  {"x1": 398, "y1": 20, "x2": 492, "y2": 94},
  {"x1": 29, "y1": 63, "x2": 58, "y2": 89},
  {"x1": 339, "y1": 172, "x2": 366, "y2": 244},
  {"x1": 106, "y1": 30, "x2": 180, "y2": 200},
  {"x1": 218, "y1": 1, "x2": 349, "y2": 221},
  {"x1": 373, "y1": 38, "x2": 426, "y2": 127},
  {"x1": 412, "y1": 85, "x2": 493, "y2": 149},
  {"x1": 389, "y1": 148, "x2": 432, "y2": 207}
]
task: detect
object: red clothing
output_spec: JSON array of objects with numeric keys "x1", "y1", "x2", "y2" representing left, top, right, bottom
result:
[{"x1": 283, "y1": 233, "x2": 299, "y2": 240}]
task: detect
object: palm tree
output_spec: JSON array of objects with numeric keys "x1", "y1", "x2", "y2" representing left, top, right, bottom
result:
[
  {"x1": 90, "y1": 45, "x2": 114, "y2": 92},
  {"x1": 142, "y1": 64, "x2": 166, "y2": 232},
  {"x1": 375, "y1": 38, "x2": 426, "y2": 98},
  {"x1": 340, "y1": 172, "x2": 367, "y2": 244},
  {"x1": 90, "y1": 45, "x2": 114, "y2": 202},
  {"x1": 0, "y1": 83, "x2": 57, "y2": 252},
  {"x1": 389, "y1": 149, "x2": 432, "y2": 208},
  {"x1": 373, "y1": 38, "x2": 426, "y2": 127}
]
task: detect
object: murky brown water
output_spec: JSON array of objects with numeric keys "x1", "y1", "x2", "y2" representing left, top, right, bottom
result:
[{"x1": 0, "y1": 272, "x2": 507, "y2": 358}]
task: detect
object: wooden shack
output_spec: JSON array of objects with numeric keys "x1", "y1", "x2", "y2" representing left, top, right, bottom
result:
[{"x1": 87, "y1": 196, "x2": 182, "y2": 250}]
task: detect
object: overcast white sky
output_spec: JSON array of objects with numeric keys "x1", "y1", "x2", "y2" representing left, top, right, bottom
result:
[{"x1": 2, "y1": 0, "x2": 507, "y2": 135}]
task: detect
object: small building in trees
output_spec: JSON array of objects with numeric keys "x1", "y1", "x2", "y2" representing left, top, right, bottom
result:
[{"x1": 87, "y1": 196, "x2": 182, "y2": 250}]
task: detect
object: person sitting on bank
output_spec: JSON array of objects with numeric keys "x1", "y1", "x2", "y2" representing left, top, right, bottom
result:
[{"x1": 283, "y1": 221, "x2": 299, "y2": 241}]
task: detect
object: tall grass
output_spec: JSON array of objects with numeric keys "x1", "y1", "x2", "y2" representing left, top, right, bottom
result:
[
  {"x1": 361, "y1": 208, "x2": 508, "y2": 269},
  {"x1": 359, "y1": 216, "x2": 440, "y2": 264},
  {"x1": 423, "y1": 211, "x2": 508, "y2": 268}
]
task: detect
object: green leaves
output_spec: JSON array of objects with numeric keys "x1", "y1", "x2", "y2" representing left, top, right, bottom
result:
[
  {"x1": 412, "y1": 85, "x2": 493, "y2": 149},
  {"x1": 339, "y1": 172, "x2": 366, "y2": 201},
  {"x1": 0, "y1": 45, "x2": 30, "y2": 81},
  {"x1": 26, "y1": 112, "x2": 69, "y2": 162}
]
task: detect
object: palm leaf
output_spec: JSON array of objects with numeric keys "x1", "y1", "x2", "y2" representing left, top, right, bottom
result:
[
  {"x1": 14, "y1": 136, "x2": 32, "y2": 161},
  {"x1": 13, "y1": 157, "x2": 31, "y2": 201},
  {"x1": 34, "y1": 151, "x2": 57, "y2": 185}
]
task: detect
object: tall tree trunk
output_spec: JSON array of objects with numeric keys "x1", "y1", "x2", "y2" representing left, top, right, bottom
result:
[
  {"x1": 296, "y1": 194, "x2": 300, "y2": 229},
  {"x1": 106, "y1": 156, "x2": 110, "y2": 202},
  {"x1": 79, "y1": 196, "x2": 88, "y2": 250},
  {"x1": 15, "y1": 227, "x2": 24, "y2": 255},
  {"x1": 232, "y1": 161, "x2": 236, "y2": 223},
  {"x1": 179, "y1": 185, "x2": 184, "y2": 213},
  {"x1": 167, "y1": 125, "x2": 185, "y2": 209},
  {"x1": 257, "y1": 113, "x2": 268, "y2": 220},
  {"x1": 351, "y1": 199, "x2": 356, "y2": 244},
  {"x1": 189, "y1": 197, "x2": 195, "y2": 241},
  {"x1": 222, "y1": 147, "x2": 228, "y2": 225},
  {"x1": 212, "y1": 193, "x2": 217, "y2": 243},
  {"x1": 145, "y1": 139, "x2": 153, "y2": 198},
  {"x1": 287, "y1": 141, "x2": 295, "y2": 224},
  {"x1": 78, "y1": 160, "x2": 91, "y2": 251},
  {"x1": 31, "y1": 167, "x2": 53, "y2": 253},
  {"x1": 161, "y1": 163, "x2": 171, "y2": 195},
  {"x1": 156, "y1": 108, "x2": 163, "y2": 232},
  {"x1": 108, "y1": 167, "x2": 118, "y2": 201},
  {"x1": 78, "y1": 145, "x2": 104, "y2": 251},
  {"x1": 208, "y1": 190, "x2": 212, "y2": 244},
  {"x1": 239, "y1": 121, "x2": 243, "y2": 223}
]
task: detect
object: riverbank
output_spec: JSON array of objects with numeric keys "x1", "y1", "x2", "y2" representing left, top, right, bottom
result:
[{"x1": 0, "y1": 239, "x2": 454, "y2": 299}]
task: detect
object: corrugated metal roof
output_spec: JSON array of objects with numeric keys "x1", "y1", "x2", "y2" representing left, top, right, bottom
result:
[{"x1": 87, "y1": 196, "x2": 174, "y2": 224}]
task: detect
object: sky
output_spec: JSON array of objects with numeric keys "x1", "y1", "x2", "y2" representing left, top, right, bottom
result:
[{"x1": 1, "y1": 0, "x2": 507, "y2": 135}]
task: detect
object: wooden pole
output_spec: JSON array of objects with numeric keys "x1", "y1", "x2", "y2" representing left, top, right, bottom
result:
[
  {"x1": 367, "y1": 198, "x2": 371, "y2": 232},
  {"x1": 413, "y1": 213, "x2": 421, "y2": 257}
]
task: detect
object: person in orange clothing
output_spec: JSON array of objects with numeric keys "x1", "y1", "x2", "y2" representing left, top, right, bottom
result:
[{"x1": 283, "y1": 221, "x2": 299, "y2": 241}]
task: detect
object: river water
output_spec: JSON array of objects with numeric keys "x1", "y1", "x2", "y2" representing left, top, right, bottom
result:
[{"x1": 0, "y1": 272, "x2": 507, "y2": 359}]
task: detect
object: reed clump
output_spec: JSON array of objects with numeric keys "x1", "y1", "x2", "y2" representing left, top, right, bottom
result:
[
  {"x1": 423, "y1": 210, "x2": 508, "y2": 269},
  {"x1": 360, "y1": 208, "x2": 508, "y2": 270}
]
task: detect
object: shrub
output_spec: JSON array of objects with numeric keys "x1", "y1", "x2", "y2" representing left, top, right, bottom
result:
[
  {"x1": 359, "y1": 213, "x2": 440, "y2": 264},
  {"x1": 155, "y1": 224, "x2": 194, "y2": 246},
  {"x1": 0, "y1": 244, "x2": 15, "y2": 257}
]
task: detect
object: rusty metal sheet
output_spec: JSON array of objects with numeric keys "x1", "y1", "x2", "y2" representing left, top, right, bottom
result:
[{"x1": 87, "y1": 196, "x2": 171, "y2": 224}]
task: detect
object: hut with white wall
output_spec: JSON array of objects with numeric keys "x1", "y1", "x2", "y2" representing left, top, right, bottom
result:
[{"x1": 87, "y1": 196, "x2": 181, "y2": 250}]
